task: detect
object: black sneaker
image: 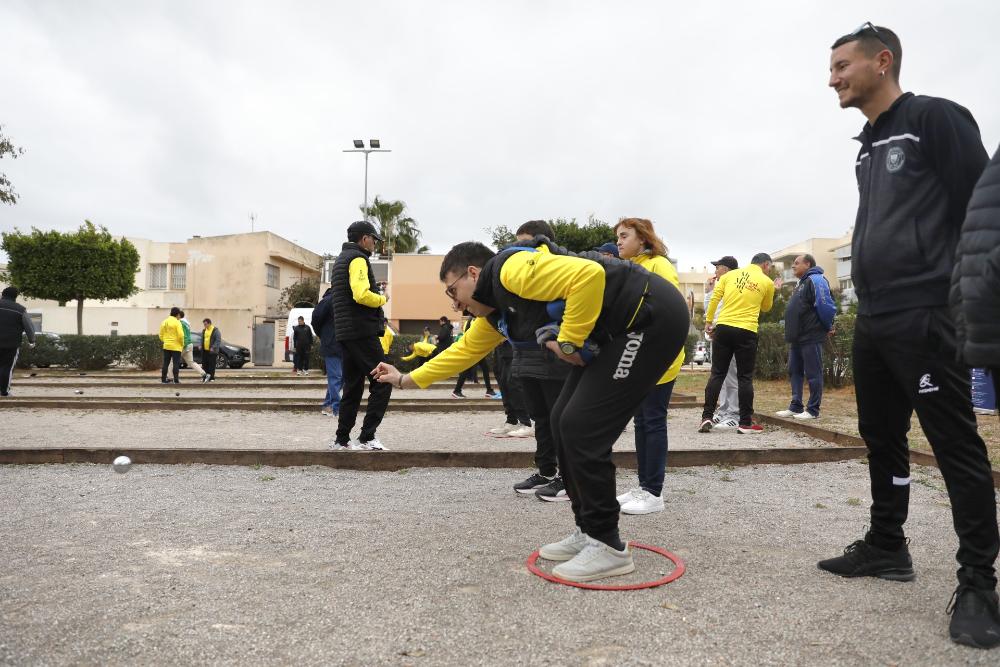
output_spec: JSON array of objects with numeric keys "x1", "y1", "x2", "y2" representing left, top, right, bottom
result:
[
  {"x1": 817, "y1": 538, "x2": 915, "y2": 582},
  {"x1": 536, "y1": 477, "x2": 570, "y2": 502},
  {"x1": 948, "y1": 585, "x2": 1000, "y2": 649},
  {"x1": 514, "y1": 473, "x2": 552, "y2": 495},
  {"x1": 161, "y1": 379, "x2": 171, "y2": 384}
]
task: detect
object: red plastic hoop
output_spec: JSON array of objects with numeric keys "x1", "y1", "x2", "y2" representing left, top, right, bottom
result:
[{"x1": 526, "y1": 542, "x2": 686, "y2": 590}]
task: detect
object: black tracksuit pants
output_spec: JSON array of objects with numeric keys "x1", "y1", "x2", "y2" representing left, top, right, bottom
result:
[
  {"x1": 702, "y1": 324, "x2": 759, "y2": 427},
  {"x1": 494, "y1": 350, "x2": 530, "y2": 426},
  {"x1": 336, "y1": 337, "x2": 393, "y2": 444},
  {"x1": 0, "y1": 347, "x2": 18, "y2": 396},
  {"x1": 549, "y1": 275, "x2": 689, "y2": 548},
  {"x1": 161, "y1": 350, "x2": 181, "y2": 382},
  {"x1": 854, "y1": 307, "x2": 999, "y2": 588},
  {"x1": 519, "y1": 377, "x2": 564, "y2": 478},
  {"x1": 454, "y1": 359, "x2": 492, "y2": 394}
]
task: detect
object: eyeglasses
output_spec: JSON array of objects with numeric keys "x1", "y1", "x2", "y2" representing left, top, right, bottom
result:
[
  {"x1": 850, "y1": 22, "x2": 893, "y2": 53},
  {"x1": 444, "y1": 270, "x2": 468, "y2": 300}
]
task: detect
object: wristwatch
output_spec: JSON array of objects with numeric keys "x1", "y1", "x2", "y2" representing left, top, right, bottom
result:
[{"x1": 559, "y1": 341, "x2": 579, "y2": 356}]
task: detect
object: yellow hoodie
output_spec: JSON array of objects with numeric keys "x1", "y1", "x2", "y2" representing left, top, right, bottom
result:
[
  {"x1": 159, "y1": 316, "x2": 185, "y2": 352},
  {"x1": 705, "y1": 264, "x2": 775, "y2": 333},
  {"x1": 629, "y1": 253, "x2": 685, "y2": 384}
]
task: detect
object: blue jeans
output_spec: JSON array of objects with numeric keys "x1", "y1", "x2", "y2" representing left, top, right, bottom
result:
[
  {"x1": 633, "y1": 380, "x2": 675, "y2": 497},
  {"x1": 788, "y1": 342, "x2": 823, "y2": 416},
  {"x1": 322, "y1": 355, "x2": 344, "y2": 413}
]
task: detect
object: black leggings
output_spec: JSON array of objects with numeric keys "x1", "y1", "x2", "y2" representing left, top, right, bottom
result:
[{"x1": 549, "y1": 275, "x2": 689, "y2": 548}]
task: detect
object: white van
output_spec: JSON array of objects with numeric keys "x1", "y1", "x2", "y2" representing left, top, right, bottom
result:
[{"x1": 284, "y1": 307, "x2": 315, "y2": 362}]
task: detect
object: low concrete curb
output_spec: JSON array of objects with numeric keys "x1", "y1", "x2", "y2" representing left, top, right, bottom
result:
[{"x1": 0, "y1": 446, "x2": 867, "y2": 470}]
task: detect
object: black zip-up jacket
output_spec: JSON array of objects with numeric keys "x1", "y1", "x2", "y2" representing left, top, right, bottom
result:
[
  {"x1": 851, "y1": 92, "x2": 989, "y2": 316},
  {"x1": 951, "y1": 145, "x2": 1000, "y2": 367},
  {"x1": 0, "y1": 298, "x2": 35, "y2": 348},
  {"x1": 310, "y1": 289, "x2": 343, "y2": 357},
  {"x1": 329, "y1": 242, "x2": 385, "y2": 341},
  {"x1": 292, "y1": 324, "x2": 314, "y2": 352}
]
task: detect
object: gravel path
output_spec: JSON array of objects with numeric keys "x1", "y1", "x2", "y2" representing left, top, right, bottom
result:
[
  {"x1": 1, "y1": 461, "x2": 994, "y2": 665},
  {"x1": 2, "y1": 408, "x2": 829, "y2": 453}
]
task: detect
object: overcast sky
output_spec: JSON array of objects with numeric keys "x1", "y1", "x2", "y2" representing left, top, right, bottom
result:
[{"x1": 2, "y1": 1, "x2": 998, "y2": 272}]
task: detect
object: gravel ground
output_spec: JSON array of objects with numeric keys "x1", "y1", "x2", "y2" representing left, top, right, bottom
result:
[
  {"x1": 1, "y1": 461, "x2": 995, "y2": 665},
  {"x1": 1, "y1": 408, "x2": 829, "y2": 453},
  {"x1": 6, "y1": 386, "x2": 515, "y2": 401}
]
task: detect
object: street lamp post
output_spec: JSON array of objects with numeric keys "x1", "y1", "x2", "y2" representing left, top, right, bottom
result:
[{"x1": 343, "y1": 139, "x2": 391, "y2": 224}]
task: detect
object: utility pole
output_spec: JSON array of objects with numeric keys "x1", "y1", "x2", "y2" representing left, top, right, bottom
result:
[
  {"x1": 249, "y1": 212, "x2": 257, "y2": 233},
  {"x1": 343, "y1": 140, "x2": 391, "y2": 223}
]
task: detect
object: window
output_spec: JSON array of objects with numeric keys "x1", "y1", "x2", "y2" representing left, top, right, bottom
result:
[
  {"x1": 266, "y1": 263, "x2": 280, "y2": 289},
  {"x1": 148, "y1": 263, "x2": 167, "y2": 289},
  {"x1": 170, "y1": 264, "x2": 187, "y2": 290}
]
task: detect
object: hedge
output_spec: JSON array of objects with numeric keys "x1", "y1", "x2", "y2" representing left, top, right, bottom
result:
[
  {"x1": 18, "y1": 335, "x2": 163, "y2": 371},
  {"x1": 753, "y1": 315, "x2": 855, "y2": 387}
]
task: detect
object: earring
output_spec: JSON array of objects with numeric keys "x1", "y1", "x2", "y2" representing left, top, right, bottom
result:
[{"x1": 880, "y1": 71, "x2": 885, "y2": 77}]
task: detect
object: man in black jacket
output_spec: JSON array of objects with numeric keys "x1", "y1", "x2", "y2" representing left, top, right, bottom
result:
[
  {"x1": 0, "y1": 286, "x2": 36, "y2": 396},
  {"x1": 327, "y1": 221, "x2": 391, "y2": 450},
  {"x1": 312, "y1": 288, "x2": 343, "y2": 417},
  {"x1": 291, "y1": 316, "x2": 314, "y2": 376},
  {"x1": 431, "y1": 316, "x2": 453, "y2": 358},
  {"x1": 952, "y1": 146, "x2": 1000, "y2": 412},
  {"x1": 822, "y1": 23, "x2": 999, "y2": 649}
]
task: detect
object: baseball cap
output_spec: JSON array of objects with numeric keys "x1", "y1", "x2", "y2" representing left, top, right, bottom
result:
[
  {"x1": 711, "y1": 255, "x2": 738, "y2": 270},
  {"x1": 347, "y1": 220, "x2": 383, "y2": 242},
  {"x1": 593, "y1": 242, "x2": 619, "y2": 257}
]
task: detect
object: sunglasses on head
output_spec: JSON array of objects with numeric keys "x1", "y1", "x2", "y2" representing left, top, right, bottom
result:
[{"x1": 850, "y1": 22, "x2": 893, "y2": 53}]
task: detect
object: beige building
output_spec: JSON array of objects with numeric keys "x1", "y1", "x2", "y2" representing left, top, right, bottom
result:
[
  {"x1": 770, "y1": 231, "x2": 853, "y2": 287},
  {"x1": 14, "y1": 231, "x2": 322, "y2": 365}
]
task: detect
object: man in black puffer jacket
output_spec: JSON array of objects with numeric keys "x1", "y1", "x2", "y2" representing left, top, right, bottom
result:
[
  {"x1": 327, "y1": 221, "x2": 391, "y2": 451},
  {"x1": 0, "y1": 286, "x2": 36, "y2": 396},
  {"x1": 952, "y1": 145, "x2": 1000, "y2": 406}
]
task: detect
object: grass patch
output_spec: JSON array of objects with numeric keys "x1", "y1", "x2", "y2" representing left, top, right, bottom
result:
[
  {"x1": 259, "y1": 475, "x2": 276, "y2": 482},
  {"x1": 846, "y1": 497, "x2": 862, "y2": 506}
]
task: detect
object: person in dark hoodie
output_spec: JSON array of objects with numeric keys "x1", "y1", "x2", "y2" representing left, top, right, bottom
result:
[
  {"x1": 311, "y1": 287, "x2": 343, "y2": 417},
  {"x1": 775, "y1": 254, "x2": 836, "y2": 420},
  {"x1": 952, "y1": 145, "x2": 1000, "y2": 413},
  {"x1": 431, "y1": 316, "x2": 453, "y2": 358},
  {"x1": 0, "y1": 286, "x2": 36, "y2": 396},
  {"x1": 822, "y1": 23, "x2": 998, "y2": 649},
  {"x1": 291, "y1": 316, "x2": 314, "y2": 376}
]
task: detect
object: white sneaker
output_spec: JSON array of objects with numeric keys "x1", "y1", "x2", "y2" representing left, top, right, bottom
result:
[
  {"x1": 712, "y1": 418, "x2": 739, "y2": 431},
  {"x1": 487, "y1": 423, "x2": 519, "y2": 437},
  {"x1": 359, "y1": 438, "x2": 387, "y2": 451},
  {"x1": 620, "y1": 489, "x2": 665, "y2": 515},
  {"x1": 507, "y1": 425, "x2": 534, "y2": 438},
  {"x1": 303, "y1": 370, "x2": 310, "y2": 376},
  {"x1": 792, "y1": 411, "x2": 817, "y2": 421},
  {"x1": 616, "y1": 488, "x2": 641, "y2": 506},
  {"x1": 539, "y1": 528, "x2": 589, "y2": 562},
  {"x1": 327, "y1": 441, "x2": 351, "y2": 451},
  {"x1": 774, "y1": 409, "x2": 796, "y2": 417},
  {"x1": 552, "y1": 537, "x2": 635, "y2": 582}
]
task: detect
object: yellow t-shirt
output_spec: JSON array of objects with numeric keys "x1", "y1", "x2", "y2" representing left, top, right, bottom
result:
[
  {"x1": 705, "y1": 264, "x2": 775, "y2": 333},
  {"x1": 158, "y1": 317, "x2": 185, "y2": 352},
  {"x1": 629, "y1": 253, "x2": 685, "y2": 384},
  {"x1": 379, "y1": 326, "x2": 395, "y2": 355},
  {"x1": 401, "y1": 341, "x2": 436, "y2": 361}
]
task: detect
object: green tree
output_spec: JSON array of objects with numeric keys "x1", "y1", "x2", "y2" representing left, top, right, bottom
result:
[
  {"x1": 758, "y1": 263, "x2": 790, "y2": 324},
  {"x1": 1, "y1": 125, "x2": 25, "y2": 205},
  {"x1": 360, "y1": 196, "x2": 427, "y2": 255},
  {"x1": 484, "y1": 215, "x2": 615, "y2": 253},
  {"x1": 1, "y1": 221, "x2": 140, "y2": 333},
  {"x1": 277, "y1": 275, "x2": 321, "y2": 311}
]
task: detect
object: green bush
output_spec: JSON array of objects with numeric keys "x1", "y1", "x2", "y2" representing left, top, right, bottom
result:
[
  {"x1": 16, "y1": 334, "x2": 67, "y2": 368},
  {"x1": 684, "y1": 332, "x2": 700, "y2": 364},
  {"x1": 18, "y1": 334, "x2": 165, "y2": 370},
  {"x1": 116, "y1": 336, "x2": 164, "y2": 371},
  {"x1": 752, "y1": 316, "x2": 855, "y2": 386}
]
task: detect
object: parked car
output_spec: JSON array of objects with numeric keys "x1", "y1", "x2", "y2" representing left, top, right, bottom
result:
[
  {"x1": 183, "y1": 332, "x2": 250, "y2": 369},
  {"x1": 693, "y1": 342, "x2": 710, "y2": 365},
  {"x1": 30, "y1": 332, "x2": 67, "y2": 368}
]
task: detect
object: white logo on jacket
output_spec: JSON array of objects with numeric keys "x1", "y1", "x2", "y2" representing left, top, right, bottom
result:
[
  {"x1": 886, "y1": 146, "x2": 906, "y2": 173},
  {"x1": 917, "y1": 373, "x2": 939, "y2": 394},
  {"x1": 613, "y1": 332, "x2": 644, "y2": 379}
]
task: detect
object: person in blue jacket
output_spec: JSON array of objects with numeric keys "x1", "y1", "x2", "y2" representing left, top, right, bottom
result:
[{"x1": 775, "y1": 254, "x2": 836, "y2": 420}]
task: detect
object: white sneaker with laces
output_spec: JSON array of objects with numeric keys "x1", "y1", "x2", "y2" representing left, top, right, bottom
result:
[
  {"x1": 792, "y1": 411, "x2": 817, "y2": 421},
  {"x1": 487, "y1": 423, "x2": 519, "y2": 437},
  {"x1": 616, "y1": 488, "x2": 641, "y2": 506},
  {"x1": 359, "y1": 438, "x2": 387, "y2": 451},
  {"x1": 327, "y1": 441, "x2": 350, "y2": 451},
  {"x1": 713, "y1": 418, "x2": 739, "y2": 431},
  {"x1": 620, "y1": 489, "x2": 665, "y2": 515},
  {"x1": 552, "y1": 537, "x2": 635, "y2": 582},
  {"x1": 539, "y1": 528, "x2": 589, "y2": 562},
  {"x1": 774, "y1": 409, "x2": 796, "y2": 417},
  {"x1": 507, "y1": 425, "x2": 534, "y2": 438}
]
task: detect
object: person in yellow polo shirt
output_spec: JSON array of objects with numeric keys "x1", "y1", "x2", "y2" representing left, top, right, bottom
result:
[
  {"x1": 700, "y1": 253, "x2": 776, "y2": 434},
  {"x1": 401, "y1": 340, "x2": 435, "y2": 364},
  {"x1": 613, "y1": 217, "x2": 685, "y2": 515},
  {"x1": 371, "y1": 238, "x2": 689, "y2": 583},
  {"x1": 158, "y1": 306, "x2": 185, "y2": 384}
]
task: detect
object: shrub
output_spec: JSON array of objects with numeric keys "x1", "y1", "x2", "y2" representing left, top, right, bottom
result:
[
  {"x1": 18, "y1": 334, "x2": 164, "y2": 370},
  {"x1": 752, "y1": 316, "x2": 855, "y2": 385},
  {"x1": 116, "y1": 336, "x2": 164, "y2": 371}
]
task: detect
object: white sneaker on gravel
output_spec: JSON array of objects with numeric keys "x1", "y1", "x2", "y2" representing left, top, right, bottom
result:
[
  {"x1": 507, "y1": 425, "x2": 534, "y2": 438},
  {"x1": 712, "y1": 418, "x2": 739, "y2": 431},
  {"x1": 792, "y1": 412, "x2": 817, "y2": 421},
  {"x1": 539, "y1": 528, "x2": 589, "y2": 562},
  {"x1": 327, "y1": 441, "x2": 351, "y2": 451},
  {"x1": 487, "y1": 423, "x2": 519, "y2": 437},
  {"x1": 774, "y1": 409, "x2": 797, "y2": 417},
  {"x1": 359, "y1": 438, "x2": 387, "y2": 451},
  {"x1": 616, "y1": 488, "x2": 641, "y2": 506},
  {"x1": 620, "y1": 489, "x2": 665, "y2": 515},
  {"x1": 552, "y1": 537, "x2": 635, "y2": 582}
]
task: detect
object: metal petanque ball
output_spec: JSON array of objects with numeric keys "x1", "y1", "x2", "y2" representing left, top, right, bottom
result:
[
  {"x1": 112, "y1": 456, "x2": 132, "y2": 474},
  {"x1": 175, "y1": 392, "x2": 180, "y2": 397},
  {"x1": 74, "y1": 389, "x2": 84, "y2": 395}
]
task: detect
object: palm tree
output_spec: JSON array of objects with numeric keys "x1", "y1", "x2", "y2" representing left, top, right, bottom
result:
[{"x1": 360, "y1": 196, "x2": 427, "y2": 255}]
